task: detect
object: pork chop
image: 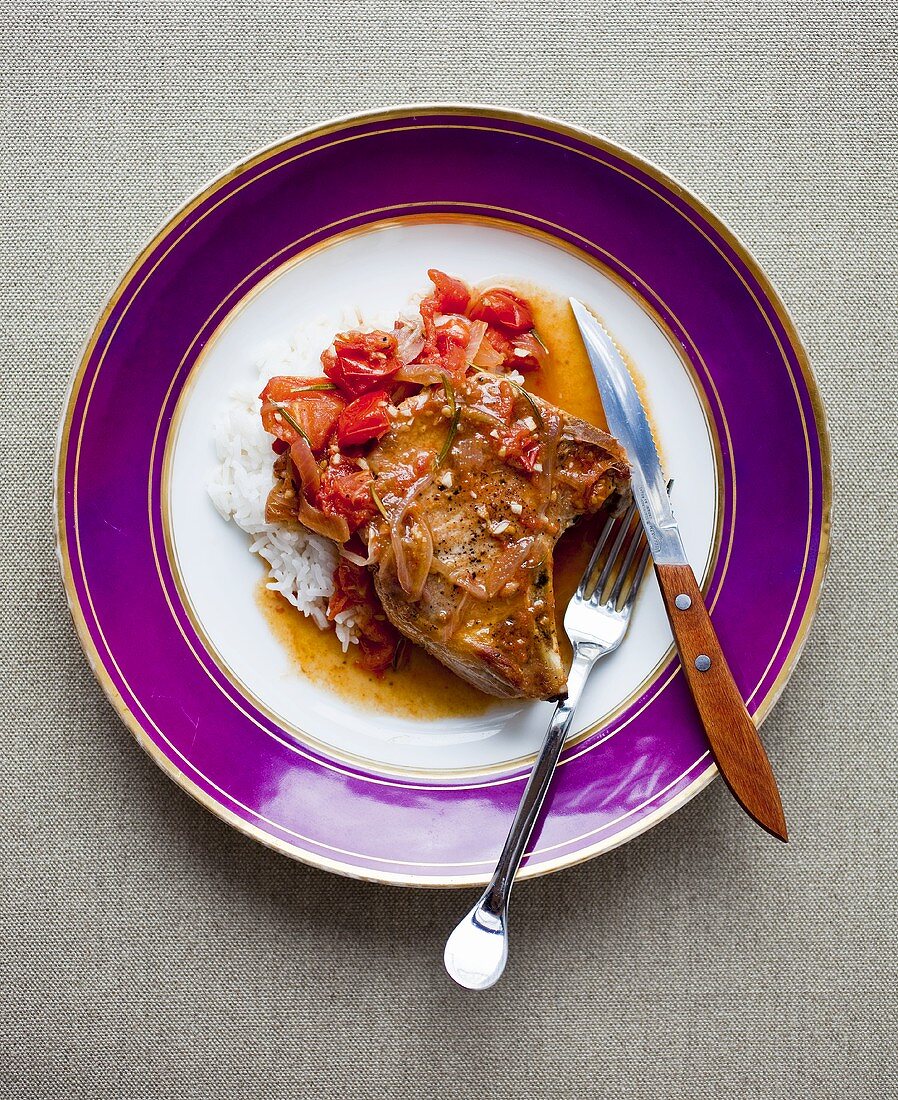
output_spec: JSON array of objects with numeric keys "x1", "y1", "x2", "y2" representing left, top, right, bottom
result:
[{"x1": 365, "y1": 373, "x2": 630, "y2": 699}]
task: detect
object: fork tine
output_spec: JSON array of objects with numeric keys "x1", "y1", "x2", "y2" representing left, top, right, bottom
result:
[
  {"x1": 576, "y1": 507, "x2": 618, "y2": 598},
  {"x1": 615, "y1": 478, "x2": 674, "y2": 613},
  {"x1": 608, "y1": 515, "x2": 646, "y2": 607},
  {"x1": 589, "y1": 501, "x2": 636, "y2": 605},
  {"x1": 620, "y1": 540, "x2": 652, "y2": 616}
]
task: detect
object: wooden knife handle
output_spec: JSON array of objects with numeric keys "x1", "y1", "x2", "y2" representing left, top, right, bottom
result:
[{"x1": 654, "y1": 563, "x2": 788, "y2": 841}]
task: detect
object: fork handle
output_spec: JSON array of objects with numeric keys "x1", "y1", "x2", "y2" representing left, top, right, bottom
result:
[
  {"x1": 480, "y1": 647, "x2": 595, "y2": 916},
  {"x1": 654, "y1": 563, "x2": 788, "y2": 841},
  {"x1": 443, "y1": 649, "x2": 595, "y2": 988}
]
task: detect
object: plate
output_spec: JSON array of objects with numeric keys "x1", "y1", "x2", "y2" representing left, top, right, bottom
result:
[{"x1": 56, "y1": 106, "x2": 831, "y2": 886}]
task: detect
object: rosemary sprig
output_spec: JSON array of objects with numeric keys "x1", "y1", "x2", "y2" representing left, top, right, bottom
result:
[
  {"x1": 437, "y1": 374, "x2": 459, "y2": 465},
  {"x1": 507, "y1": 377, "x2": 543, "y2": 428},
  {"x1": 471, "y1": 369, "x2": 543, "y2": 428},
  {"x1": 530, "y1": 328, "x2": 549, "y2": 360},
  {"x1": 273, "y1": 403, "x2": 312, "y2": 446}
]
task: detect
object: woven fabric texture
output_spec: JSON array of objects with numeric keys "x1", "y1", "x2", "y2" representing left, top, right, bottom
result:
[{"x1": 1, "y1": 2, "x2": 896, "y2": 1097}]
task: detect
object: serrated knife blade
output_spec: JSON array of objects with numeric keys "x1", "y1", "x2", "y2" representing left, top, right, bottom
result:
[{"x1": 569, "y1": 299, "x2": 687, "y2": 565}]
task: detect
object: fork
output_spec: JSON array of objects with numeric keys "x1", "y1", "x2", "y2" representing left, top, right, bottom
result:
[{"x1": 443, "y1": 492, "x2": 661, "y2": 989}]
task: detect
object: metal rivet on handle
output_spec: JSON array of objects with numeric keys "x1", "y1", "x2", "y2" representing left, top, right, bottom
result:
[
  {"x1": 695, "y1": 654, "x2": 711, "y2": 672},
  {"x1": 675, "y1": 594, "x2": 692, "y2": 610}
]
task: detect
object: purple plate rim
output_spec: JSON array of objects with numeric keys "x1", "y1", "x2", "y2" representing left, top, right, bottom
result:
[{"x1": 54, "y1": 104, "x2": 833, "y2": 887}]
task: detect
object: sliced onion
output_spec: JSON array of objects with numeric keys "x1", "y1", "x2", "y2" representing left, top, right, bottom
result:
[
  {"x1": 395, "y1": 470, "x2": 435, "y2": 524},
  {"x1": 464, "y1": 319, "x2": 488, "y2": 364},
  {"x1": 391, "y1": 514, "x2": 433, "y2": 601},
  {"x1": 289, "y1": 436, "x2": 320, "y2": 495},
  {"x1": 365, "y1": 426, "x2": 444, "y2": 600},
  {"x1": 408, "y1": 519, "x2": 434, "y2": 600},
  {"x1": 460, "y1": 406, "x2": 504, "y2": 429},
  {"x1": 472, "y1": 332, "x2": 504, "y2": 371},
  {"x1": 298, "y1": 493, "x2": 350, "y2": 543},
  {"x1": 534, "y1": 410, "x2": 561, "y2": 509},
  {"x1": 481, "y1": 537, "x2": 535, "y2": 599},
  {"x1": 440, "y1": 590, "x2": 469, "y2": 641},
  {"x1": 394, "y1": 315, "x2": 426, "y2": 365},
  {"x1": 338, "y1": 546, "x2": 374, "y2": 567},
  {"x1": 511, "y1": 330, "x2": 549, "y2": 370},
  {"x1": 430, "y1": 557, "x2": 489, "y2": 600},
  {"x1": 264, "y1": 480, "x2": 300, "y2": 527},
  {"x1": 394, "y1": 362, "x2": 445, "y2": 385}
]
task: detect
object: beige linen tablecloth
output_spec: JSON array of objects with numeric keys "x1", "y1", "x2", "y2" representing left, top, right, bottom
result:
[{"x1": 2, "y1": 3, "x2": 895, "y2": 1097}]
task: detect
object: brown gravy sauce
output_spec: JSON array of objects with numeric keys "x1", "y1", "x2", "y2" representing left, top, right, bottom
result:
[
  {"x1": 258, "y1": 583, "x2": 493, "y2": 719},
  {"x1": 259, "y1": 283, "x2": 652, "y2": 714}
]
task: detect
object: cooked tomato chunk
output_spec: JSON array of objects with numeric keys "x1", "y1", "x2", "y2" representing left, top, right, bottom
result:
[
  {"x1": 336, "y1": 390, "x2": 392, "y2": 449},
  {"x1": 507, "y1": 331, "x2": 548, "y2": 373},
  {"x1": 426, "y1": 268, "x2": 470, "y2": 314},
  {"x1": 469, "y1": 288, "x2": 534, "y2": 334},
  {"x1": 316, "y1": 459, "x2": 377, "y2": 531},
  {"x1": 322, "y1": 331, "x2": 400, "y2": 395},
  {"x1": 260, "y1": 376, "x2": 345, "y2": 452}
]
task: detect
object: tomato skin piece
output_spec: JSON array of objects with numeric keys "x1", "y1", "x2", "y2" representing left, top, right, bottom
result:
[
  {"x1": 260, "y1": 376, "x2": 346, "y2": 452},
  {"x1": 426, "y1": 268, "x2": 471, "y2": 314},
  {"x1": 435, "y1": 314, "x2": 472, "y2": 377},
  {"x1": 434, "y1": 316, "x2": 470, "y2": 377},
  {"x1": 327, "y1": 559, "x2": 369, "y2": 618},
  {"x1": 435, "y1": 314, "x2": 471, "y2": 352},
  {"x1": 316, "y1": 460, "x2": 377, "y2": 530},
  {"x1": 327, "y1": 559, "x2": 401, "y2": 674},
  {"x1": 498, "y1": 422, "x2": 541, "y2": 473},
  {"x1": 336, "y1": 390, "x2": 392, "y2": 449},
  {"x1": 441, "y1": 343, "x2": 468, "y2": 376},
  {"x1": 357, "y1": 617, "x2": 401, "y2": 674},
  {"x1": 469, "y1": 288, "x2": 534, "y2": 334},
  {"x1": 322, "y1": 330, "x2": 401, "y2": 396},
  {"x1": 508, "y1": 331, "x2": 548, "y2": 373},
  {"x1": 478, "y1": 326, "x2": 545, "y2": 373},
  {"x1": 417, "y1": 271, "x2": 472, "y2": 369},
  {"x1": 481, "y1": 326, "x2": 515, "y2": 365},
  {"x1": 416, "y1": 312, "x2": 471, "y2": 377}
]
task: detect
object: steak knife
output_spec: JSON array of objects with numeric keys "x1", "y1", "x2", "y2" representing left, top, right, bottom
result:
[{"x1": 570, "y1": 299, "x2": 788, "y2": 841}]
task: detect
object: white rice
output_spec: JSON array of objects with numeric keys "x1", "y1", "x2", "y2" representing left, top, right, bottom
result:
[{"x1": 206, "y1": 313, "x2": 380, "y2": 650}]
